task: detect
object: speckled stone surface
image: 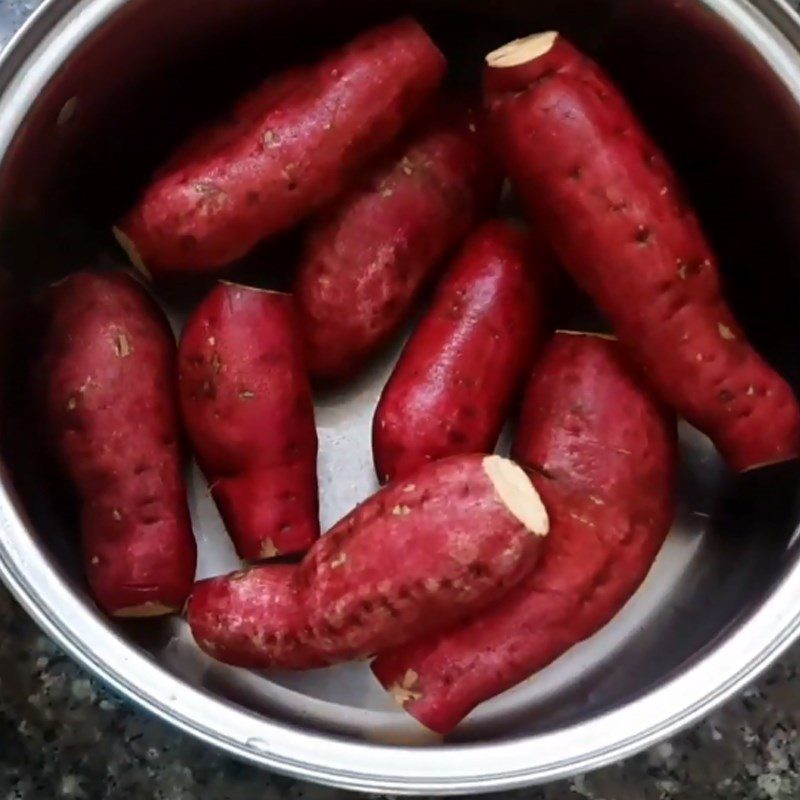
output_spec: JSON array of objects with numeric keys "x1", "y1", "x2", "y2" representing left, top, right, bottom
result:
[{"x1": 3, "y1": 2, "x2": 800, "y2": 798}]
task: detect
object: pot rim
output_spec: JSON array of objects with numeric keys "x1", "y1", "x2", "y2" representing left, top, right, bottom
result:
[{"x1": 1, "y1": 0, "x2": 800, "y2": 793}]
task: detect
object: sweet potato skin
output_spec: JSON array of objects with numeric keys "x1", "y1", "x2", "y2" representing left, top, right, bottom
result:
[
  {"x1": 188, "y1": 565, "x2": 317, "y2": 669},
  {"x1": 373, "y1": 220, "x2": 547, "y2": 483},
  {"x1": 118, "y1": 18, "x2": 446, "y2": 275},
  {"x1": 188, "y1": 454, "x2": 547, "y2": 669},
  {"x1": 178, "y1": 284, "x2": 319, "y2": 561},
  {"x1": 39, "y1": 272, "x2": 196, "y2": 617},
  {"x1": 294, "y1": 107, "x2": 502, "y2": 382},
  {"x1": 484, "y1": 34, "x2": 800, "y2": 472},
  {"x1": 372, "y1": 333, "x2": 677, "y2": 734}
]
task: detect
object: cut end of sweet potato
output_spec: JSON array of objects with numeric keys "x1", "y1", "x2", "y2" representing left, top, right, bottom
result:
[
  {"x1": 113, "y1": 601, "x2": 176, "y2": 618},
  {"x1": 218, "y1": 279, "x2": 289, "y2": 297},
  {"x1": 740, "y1": 453, "x2": 800, "y2": 473},
  {"x1": 486, "y1": 31, "x2": 559, "y2": 68},
  {"x1": 483, "y1": 454, "x2": 549, "y2": 536},
  {"x1": 556, "y1": 329, "x2": 618, "y2": 341},
  {"x1": 259, "y1": 539, "x2": 280, "y2": 559},
  {"x1": 387, "y1": 668, "x2": 423, "y2": 707},
  {"x1": 112, "y1": 226, "x2": 152, "y2": 281}
]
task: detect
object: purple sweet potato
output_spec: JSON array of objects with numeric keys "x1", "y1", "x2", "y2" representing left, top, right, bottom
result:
[
  {"x1": 483, "y1": 31, "x2": 800, "y2": 471},
  {"x1": 373, "y1": 219, "x2": 549, "y2": 482},
  {"x1": 189, "y1": 454, "x2": 548, "y2": 669},
  {"x1": 178, "y1": 283, "x2": 319, "y2": 560},
  {"x1": 116, "y1": 19, "x2": 446, "y2": 276},
  {"x1": 372, "y1": 333, "x2": 676, "y2": 733},
  {"x1": 294, "y1": 106, "x2": 501, "y2": 381},
  {"x1": 39, "y1": 272, "x2": 196, "y2": 617}
]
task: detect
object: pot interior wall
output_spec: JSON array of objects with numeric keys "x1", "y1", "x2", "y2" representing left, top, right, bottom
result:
[{"x1": 0, "y1": 0, "x2": 799, "y2": 744}]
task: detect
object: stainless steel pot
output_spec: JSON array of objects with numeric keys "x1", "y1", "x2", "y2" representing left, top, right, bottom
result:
[{"x1": 0, "y1": 0, "x2": 799, "y2": 793}]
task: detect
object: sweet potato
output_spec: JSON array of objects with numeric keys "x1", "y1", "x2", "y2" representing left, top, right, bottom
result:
[
  {"x1": 188, "y1": 454, "x2": 549, "y2": 669},
  {"x1": 189, "y1": 564, "x2": 318, "y2": 670},
  {"x1": 178, "y1": 283, "x2": 319, "y2": 561},
  {"x1": 372, "y1": 332, "x2": 677, "y2": 734},
  {"x1": 38, "y1": 272, "x2": 196, "y2": 617},
  {"x1": 116, "y1": 18, "x2": 446, "y2": 276},
  {"x1": 373, "y1": 220, "x2": 548, "y2": 483},
  {"x1": 294, "y1": 106, "x2": 502, "y2": 381},
  {"x1": 483, "y1": 32, "x2": 800, "y2": 472}
]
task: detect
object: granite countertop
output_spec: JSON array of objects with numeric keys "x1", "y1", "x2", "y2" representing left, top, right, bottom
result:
[{"x1": 3, "y1": 2, "x2": 800, "y2": 799}]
